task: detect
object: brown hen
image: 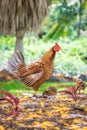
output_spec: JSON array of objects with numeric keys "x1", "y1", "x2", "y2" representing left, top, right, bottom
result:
[{"x1": 8, "y1": 43, "x2": 61, "y2": 95}]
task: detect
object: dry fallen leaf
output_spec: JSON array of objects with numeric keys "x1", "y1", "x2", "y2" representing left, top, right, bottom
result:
[
  {"x1": 73, "y1": 118, "x2": 84, "y2": 124},
  {"x1": 41, "y1": 121, "x2": 54, "y2": 129},
  {"x1": 70, "y1": 124, "x2": 81, "y2": 130},
  {"x1": 61, "y1": 112, "x2": 69, "y2": 118},
  {"x1": 0, "y1": 125, "x2": 5, "y2": 130},
  {"x1": 84, "y1": 107, "x2": 87, "y2": 112},
  {"x1": 83, "y1": 127, "x2": 87, "y2": 130},
  {"x1": 40, "y1": 102, "x2": 44, "y2": 107},
  {"x1": 46, "y1": 111, "x2": 53, "y2": 116}
]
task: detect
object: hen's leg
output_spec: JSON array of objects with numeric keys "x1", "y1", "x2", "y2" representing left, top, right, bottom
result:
[
  {"x1": 33, "y1": 90, "x2": 42, "y2": 98},
  {"x1": 33, "y1": 90, "x2": 37, "y2": 97}
]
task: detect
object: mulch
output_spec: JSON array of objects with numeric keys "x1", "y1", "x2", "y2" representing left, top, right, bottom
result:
[{"x1": 0, "y1": 93, "x2": 87, "y2": 130}]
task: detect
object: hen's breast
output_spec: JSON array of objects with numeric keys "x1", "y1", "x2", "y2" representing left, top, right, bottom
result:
[
  {"x1": 43, "y1": 61, "x2": 54, "y2": 79},
  {"x1": 32, "y1": 61, "x2": 54, "y2": 90}
]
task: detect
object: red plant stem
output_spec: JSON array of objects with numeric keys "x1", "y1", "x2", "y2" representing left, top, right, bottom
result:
[
  {"x1": 0, "y1": 96, "x2": 13, "y2": 105},
  {"x1": 0, "y1": 90, "x2": 19, "y2": 105},
  {"x1": 0, "y1": 90, "x2": 20, "y2": 116}
]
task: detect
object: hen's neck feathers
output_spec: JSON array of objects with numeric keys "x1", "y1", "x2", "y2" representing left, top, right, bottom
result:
[{"x1": 41, "y1": 47, "x2": 56, "y2": 62}]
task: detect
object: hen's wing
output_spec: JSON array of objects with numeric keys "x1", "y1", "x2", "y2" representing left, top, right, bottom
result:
[{"x1": 18, "y1": 61, "x2": 44, "y2": 86}]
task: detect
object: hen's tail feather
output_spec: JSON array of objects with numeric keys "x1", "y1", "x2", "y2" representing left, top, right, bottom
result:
[{"x1": 8, "y1": 51, "x2": 25, "y2": 74}]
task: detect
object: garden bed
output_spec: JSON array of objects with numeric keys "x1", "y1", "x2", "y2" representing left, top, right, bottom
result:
[{"x1": 0, "y1": 93, "x2": 87, "y2": 130}]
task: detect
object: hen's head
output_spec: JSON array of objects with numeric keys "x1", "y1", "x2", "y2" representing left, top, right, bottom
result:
[{"x1": 53, "y1": 43, "x2": 61, "y2": 52}]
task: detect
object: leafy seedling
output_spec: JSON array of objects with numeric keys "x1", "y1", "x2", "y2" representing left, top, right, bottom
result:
[
  {"x1": 61, "y1": 86, "x2": 78, "y2": 101},
  {"x1": 0, "y1": 90, "x2": 20, "y2": 116}
]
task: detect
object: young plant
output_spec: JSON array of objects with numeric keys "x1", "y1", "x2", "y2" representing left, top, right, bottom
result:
[
  {"x1": 61, "y1": 86, "x2": 78, "y2": 101},
  {"x1": 0, "y1": 90, "x2": 20, "y2": 116}
]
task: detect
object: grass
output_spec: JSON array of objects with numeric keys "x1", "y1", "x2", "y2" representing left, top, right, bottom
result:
[
  {"x1": 0, "y1": 81, "x2": 76, "y2": 97},
  {"x1": 0, "y1": 80, "x2": 87, "y2": 97}
]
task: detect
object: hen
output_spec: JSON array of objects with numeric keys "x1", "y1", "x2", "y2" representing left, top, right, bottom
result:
[{"x1": 8, "y1": 43, "x2": 61, "y2": 95}]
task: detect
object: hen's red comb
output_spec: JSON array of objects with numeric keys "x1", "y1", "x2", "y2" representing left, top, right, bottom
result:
[{"x1": 54, "y1": 43, "x2": 61, "y2": 52}]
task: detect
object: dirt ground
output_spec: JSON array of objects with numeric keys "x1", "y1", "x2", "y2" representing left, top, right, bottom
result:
[{"x1": 0, "y1": 93, "x2": 87, "y2": 130}]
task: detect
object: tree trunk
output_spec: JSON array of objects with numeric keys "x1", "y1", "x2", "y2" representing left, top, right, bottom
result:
[
  {"x1": 15, "y1": 36, "x2": 24, "y2": 53},
  {"x1": 15, "y1": 31, "x2": 25, "y2": 53}
]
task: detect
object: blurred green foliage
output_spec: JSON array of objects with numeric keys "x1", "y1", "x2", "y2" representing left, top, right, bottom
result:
[{"x1": 42, "y1": 0, "x2": 87, "y2": 40}]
